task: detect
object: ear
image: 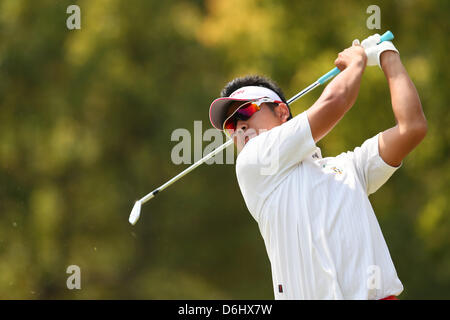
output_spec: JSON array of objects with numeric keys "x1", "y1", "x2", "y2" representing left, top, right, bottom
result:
[{"x1": 275, "y1": 103, "x2": 290, "y2": 123}]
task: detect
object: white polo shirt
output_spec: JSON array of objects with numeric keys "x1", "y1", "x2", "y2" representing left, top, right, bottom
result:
[{"x1": 235, "y1": 111, "x2": 404, "y2": 300}]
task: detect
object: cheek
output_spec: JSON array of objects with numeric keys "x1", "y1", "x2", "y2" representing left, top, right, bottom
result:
[{"x1": 250, "y1": 109, "x2": 277, "y2": 130}]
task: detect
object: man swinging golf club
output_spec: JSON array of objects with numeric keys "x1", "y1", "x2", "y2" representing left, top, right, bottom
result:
[{"x1": 208, "y1": 34, "x2": 427, "y2": 299}]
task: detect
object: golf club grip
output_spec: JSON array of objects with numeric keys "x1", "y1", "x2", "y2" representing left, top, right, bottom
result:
[{"x1": 317, "y1": 30, "x2": 394, "y2": 85}]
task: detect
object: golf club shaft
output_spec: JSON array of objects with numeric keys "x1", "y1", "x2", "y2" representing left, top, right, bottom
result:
[
  {"x1": 138, "y1": 79, "x2": 321, "y2": 205},
  {"x1": 287, "y1": 82, "x2": 321, "y2": 105},
  {"x1": 138, "y1": 30, "x2": 395, "y2": 204},
  {"x1": 140, "y1": 139, "x2": 234, "y2": 204}
]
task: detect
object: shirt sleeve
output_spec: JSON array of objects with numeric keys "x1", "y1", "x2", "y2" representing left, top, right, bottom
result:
[
  {"x1": 343, "y1": 133, "x2": 401, "y2": 195},
  {"x1": 236, "y1": 111, "x2": 316, "y2": 206}
]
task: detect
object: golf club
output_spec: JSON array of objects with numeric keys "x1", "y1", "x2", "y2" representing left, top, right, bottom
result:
[{"x1": 129, "y1": 30, "x2": 395, "y2": 225}]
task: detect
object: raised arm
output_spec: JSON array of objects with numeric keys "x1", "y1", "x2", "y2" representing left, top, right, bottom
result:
[
  {"x1": 307, "y1": 43, "x2": 367, "y2": 143},
  {"x1": 378, "y1": 51, "x2": 427, "y2": 167}
]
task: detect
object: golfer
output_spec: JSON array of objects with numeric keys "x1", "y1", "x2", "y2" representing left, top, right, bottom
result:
[{"x1": 209, "y1": 35, "x2": 427, "y2": 299}]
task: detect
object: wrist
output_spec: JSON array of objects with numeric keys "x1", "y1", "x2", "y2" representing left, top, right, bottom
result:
[
  {"x1": 381, "y1": 51, "x2": 401, "y2": 73},
  {"x1": 349, "y1": 57, "x2": 367, "y2": 71}
]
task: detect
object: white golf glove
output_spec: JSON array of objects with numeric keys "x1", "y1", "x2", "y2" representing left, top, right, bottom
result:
[{"x1": 357, "y1": 33, "x2": 399, "y2": 68}]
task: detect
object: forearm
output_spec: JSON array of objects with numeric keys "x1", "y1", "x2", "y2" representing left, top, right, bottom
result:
[
  {"x1": 307, "y1": 61, "x2": 365, "y2": 142},
  {"x1": 381, "y1": 52, "x2": 427, "y2": 132},
  {"x1": 378, "y1": 51, "x2": 427, "y2": 166}
]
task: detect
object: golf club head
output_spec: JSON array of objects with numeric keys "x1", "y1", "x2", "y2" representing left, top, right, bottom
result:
[{"x1": 129, "y1": 200, "x2": 142, "y2": 225}]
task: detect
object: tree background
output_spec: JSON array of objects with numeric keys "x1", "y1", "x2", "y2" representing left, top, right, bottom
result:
[{"x1": 0, "y1": 0, "x2": 448, "y2": 299}]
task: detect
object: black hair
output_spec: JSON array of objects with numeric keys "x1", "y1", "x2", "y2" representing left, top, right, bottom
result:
[{"x1": 220, "y1": 75, "x2": 293, "y2": 120}]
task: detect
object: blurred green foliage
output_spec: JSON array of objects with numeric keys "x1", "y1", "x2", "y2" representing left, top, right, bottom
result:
[{"x1": 0, "y1": 0, "x2": 448, "y2": 299}]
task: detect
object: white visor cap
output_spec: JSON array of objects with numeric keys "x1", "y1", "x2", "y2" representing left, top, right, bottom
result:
[{"x1": 209, "y1": 86, "x2": 283, "y2": 130}]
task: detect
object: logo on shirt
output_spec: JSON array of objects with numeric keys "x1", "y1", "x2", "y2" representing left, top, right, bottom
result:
[
  {"x1": 331, "y1": 166, "x2": 343, "y2": 174},
  {"x1": 322, "y1": 164, "x2": 344, "y2": 175}
]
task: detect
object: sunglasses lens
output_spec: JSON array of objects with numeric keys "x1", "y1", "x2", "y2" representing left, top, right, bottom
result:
[
  {"x1": 224, "y1": 119, "x2": 236, "y2": 136},
  {"x1": 223, "y1": 102, "x2": 262, "y2": 136},
  {"x1": 236, "y1": 103, "x2": 259, "y2": 118}
]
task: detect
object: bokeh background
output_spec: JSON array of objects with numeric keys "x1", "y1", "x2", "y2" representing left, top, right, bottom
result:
[{"x1": 0, "y1": 0, "x2": 448, "y2": 299}]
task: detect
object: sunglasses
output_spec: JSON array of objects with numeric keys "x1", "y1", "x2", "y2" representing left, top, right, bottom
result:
[{"x1": 223, "y1": 97, "x2": 281, "y2": 136}]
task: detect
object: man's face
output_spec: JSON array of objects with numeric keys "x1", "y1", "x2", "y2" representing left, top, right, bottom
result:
[{"x1": 227, "y1": 101, "x2": 290, "y2": 153}]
